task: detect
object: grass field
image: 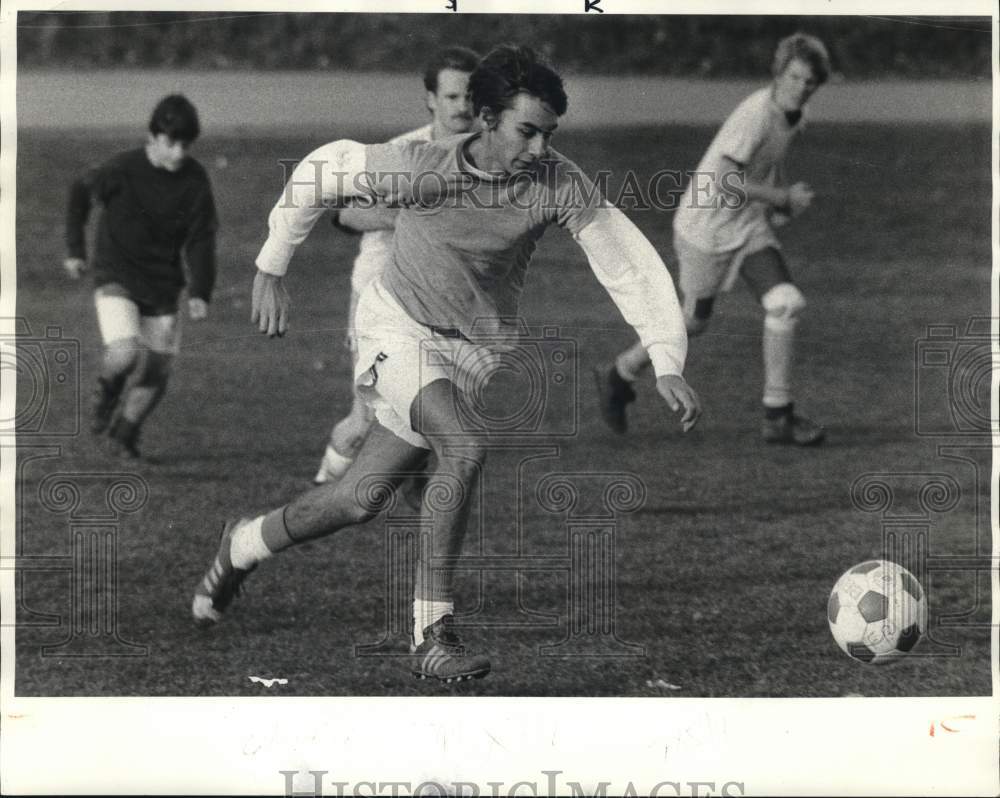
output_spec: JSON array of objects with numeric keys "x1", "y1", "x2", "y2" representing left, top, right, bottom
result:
[{"x1": 12, "y1": 120, "x2": 993, "y2": 697}]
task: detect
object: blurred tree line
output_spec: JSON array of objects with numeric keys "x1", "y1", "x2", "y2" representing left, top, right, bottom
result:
[{"x1": 16, "y1": 12, "x2": 991, "y2": 78}]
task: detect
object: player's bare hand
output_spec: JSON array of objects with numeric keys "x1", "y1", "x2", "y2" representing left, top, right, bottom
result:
[
  {"x1": 251, "y1": 270, "x2": 290, "y2": 337},
  {"x1": 786, "y1": 182, "x2": 814, "y2": 217},
  {"x1": 63, "y1": 257, "x2": 86, "y2": 280},
  {"x1": 188, "y1": 297, "x2": 208, "y2": 321},
  {"x1": 655, "y1": 374, "x2": 702, "y2": 432}
]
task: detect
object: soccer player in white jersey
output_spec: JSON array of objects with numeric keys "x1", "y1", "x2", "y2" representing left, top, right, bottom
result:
[
  {"x1": 192, "y1": 45, "x2": 701, "y2": 682},
  {"x1": 314, "y1": 46, "x2": 481, "y2": 485},
  {"x1": 596, "y1": 33, "x2": 830, "y2": 445}
]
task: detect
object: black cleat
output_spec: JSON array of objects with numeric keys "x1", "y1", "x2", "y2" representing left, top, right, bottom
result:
[
  {"x1": 593, "y1": 365, "x2": 636, "y2": 434},
  {"x1": 410, "y1": 615, "x2": 491, "y2": 683},
  {"x1": 762, "y1": 404, "x2": 826, "y2": 446},
  {"x1": 191, "y1": 518, "x2": 256, "y2": 626}
]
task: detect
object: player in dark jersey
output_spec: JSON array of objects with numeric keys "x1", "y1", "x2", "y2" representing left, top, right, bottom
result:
[{"x1": 65, "y1": 94, "x2": 218, "y2": 458}]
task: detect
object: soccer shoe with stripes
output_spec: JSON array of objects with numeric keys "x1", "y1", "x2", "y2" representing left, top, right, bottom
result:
[
  {"x1": 191, "y1": 518, "x2": 256, "y2": 626},
  {"x1": 312, "y1": 444, "x2": 354, "y2": 486},
  {"x1": 593, "y1": 365, "x2": 636, "y2": 434},
  {"x1": 410, "y1": 615, "x2": 491, "y2": 683},
  {"x1": 761, "y1": 407, "x2": 826, "y2": 446}
]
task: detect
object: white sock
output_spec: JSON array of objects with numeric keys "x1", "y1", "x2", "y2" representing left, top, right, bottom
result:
[
  {"x1": 762, "y1": 318, "x2": 795, "y2": 408},
  {"x1": 615, "y1": 342, "x2": 650, "y2": 382},
  {"x1": 413, "y1": 599, "x2": 454, "y2": 646},
  {"x1": 230, "y1": 516, "x2": 272, "y2": 569},
  {"x1": 317, "y1": 444, "x2": 354, "y2": 481}
]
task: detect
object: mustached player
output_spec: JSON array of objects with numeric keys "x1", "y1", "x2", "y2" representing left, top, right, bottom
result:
[{"x1": 314, "y1": 46, "x2": 481, "y2": 486}]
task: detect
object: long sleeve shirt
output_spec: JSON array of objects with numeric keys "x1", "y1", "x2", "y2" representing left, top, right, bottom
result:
[
  {"x1": 66, "y1": 148, "x2": 218, "y2": 306},
  {"x1": 257, "y1": 135, "x2": 687, "y2": 378}
]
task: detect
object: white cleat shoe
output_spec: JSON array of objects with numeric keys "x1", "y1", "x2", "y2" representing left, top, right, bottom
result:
[{"x1": 313, "y1": 444, "x2": 355, "y2": 486}]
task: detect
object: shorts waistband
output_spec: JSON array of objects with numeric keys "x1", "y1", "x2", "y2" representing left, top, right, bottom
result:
[{"x1": 426, "y1": 324, "x2": 469, "y2": 341}]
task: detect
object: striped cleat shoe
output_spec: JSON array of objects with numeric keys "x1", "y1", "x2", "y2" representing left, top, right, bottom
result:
[
  {"x1": 410, "y1": 615, "x2": 491, "y2": 683},
  {"x1": 191, "y1": 518, "x2": 256, "y2": 627},
  {"x1": 761, "y1": 405, "x2": 826, "y2": 446}
]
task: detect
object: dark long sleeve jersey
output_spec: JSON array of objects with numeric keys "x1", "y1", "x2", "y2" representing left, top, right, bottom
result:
[{"x1": 66, "y1": 148, "x2": 218, "y2": 306}]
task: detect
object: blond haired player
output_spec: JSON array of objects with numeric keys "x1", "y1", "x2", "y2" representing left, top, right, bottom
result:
[
  {"x1": 314, "y1": 46, "x2": 480, "y2": 485},
  {"x1": 596, "y1": 33, "x2": 831, "y2": 445}
]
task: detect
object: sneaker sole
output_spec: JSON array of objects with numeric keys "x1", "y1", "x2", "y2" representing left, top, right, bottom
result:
[
  {"x1": 411, "y1": 665, "x2": 491, "y2": 683},
  {"x1": 762, "y1": 432, "x2": 826, "y2": 446}
]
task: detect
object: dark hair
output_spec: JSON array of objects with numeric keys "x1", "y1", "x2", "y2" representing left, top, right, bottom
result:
[
  {"x1": 149, "y1": 94, "x2": 201, "y2": 143},
  {"x1": 423, "y1": 46, "x2": 481, "y2": 93},
  {"x1": 469, "y1": 44, "x2": 568, "y2": 118},
  {"x1": 772, "y1": 33, "x2": 832, "y2": 85}
]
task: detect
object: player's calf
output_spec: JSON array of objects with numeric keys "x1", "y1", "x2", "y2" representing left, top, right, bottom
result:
[
  {"x1": 107, "y1": 350, "x2": 173, "y2": 458},
  {"x1": 92, "y1": 338, "x2": 140, "y2": 434},
  {"x1": 758, "y1": 282, "x2": 824, "y2": 445}
]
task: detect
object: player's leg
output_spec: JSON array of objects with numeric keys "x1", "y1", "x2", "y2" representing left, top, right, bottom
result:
[
  {"x1": 407, "y1": 376, "x2": 491, "y2": 681},
  {"x1": 594, "y1": 234, "x2": 723, "y2": 434},
  {"x1": 192, "y1": 420, "x2": 428, "y2": 625},
  {"x1": 109, "y1": 310, "x2": 180, "y2": 458},
  {"x1": 92, "y1": 286, "x2": 142, "y2": 434},
  {"x1": 314, "y1": 288, "x2": 374, "y2": 484},
  {"x1": 740, "y1": 247, "x2": 824, "y2": 445}
]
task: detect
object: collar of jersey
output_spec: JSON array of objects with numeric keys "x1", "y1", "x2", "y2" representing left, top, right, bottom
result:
[
  {"x1": 456, "y1": 132, "x2": 520, "y2": 184},
  {"x1": 767, "y1": 87, "x2": 808, "y2": 129}
]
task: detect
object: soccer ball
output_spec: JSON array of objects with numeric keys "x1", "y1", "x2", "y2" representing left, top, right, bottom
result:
[{"x1": 827, "y1": 560, "x2": 928, "y2": 665}]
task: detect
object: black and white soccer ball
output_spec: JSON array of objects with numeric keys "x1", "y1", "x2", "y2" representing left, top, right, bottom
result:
[{"x1": 827, "y1": 560, "x2": 928, "y2": 665}]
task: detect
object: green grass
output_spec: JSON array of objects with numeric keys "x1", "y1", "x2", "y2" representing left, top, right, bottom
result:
[{"x1": 13, "y1": 122, "x2": 992, "y2": 696}]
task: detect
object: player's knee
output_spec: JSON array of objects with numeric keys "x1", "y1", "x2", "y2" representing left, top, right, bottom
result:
[
  {"x1": 761, "y1": 282, "x2": 806, "y2": 331},
  {"x1": 135, "y1": 351, "x2": 173, "y2": 387},
  {"x1": 104, "y1": 337, "x2": 141, "y2": 374}
]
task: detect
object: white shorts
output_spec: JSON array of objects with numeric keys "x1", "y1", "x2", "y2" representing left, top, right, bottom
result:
[
  {"x1": 94, "y1": 288, "x2": 181, "y2": 354},
  {"x1": 353, "y1": 279, "x2": 501, "y2": 449},
  {"x1": 675, "y1": 228, "x2": 781, "y2": 302}
]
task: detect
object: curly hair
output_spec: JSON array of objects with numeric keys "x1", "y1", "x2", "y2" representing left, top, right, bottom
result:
[
  {"x1": 469, "y1": 44, "x2": 568, "y2": 118},
  {"x1": 772, "y1": 33, "x2": 832, "y2": 85}
]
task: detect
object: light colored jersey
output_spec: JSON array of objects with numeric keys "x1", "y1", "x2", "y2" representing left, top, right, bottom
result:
[
  {"x1": 350, "y1": 124, "x2": 432, "y2": 293},
  {"x1": 365, "y1": 132, "x2": 601, "y2": 342},
  {"x1": 673, "y1": 87, "x2": 804, "y2": 253},
  {"x1": 257, "y1": 137, "x2": 689, "y2": 378}
]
